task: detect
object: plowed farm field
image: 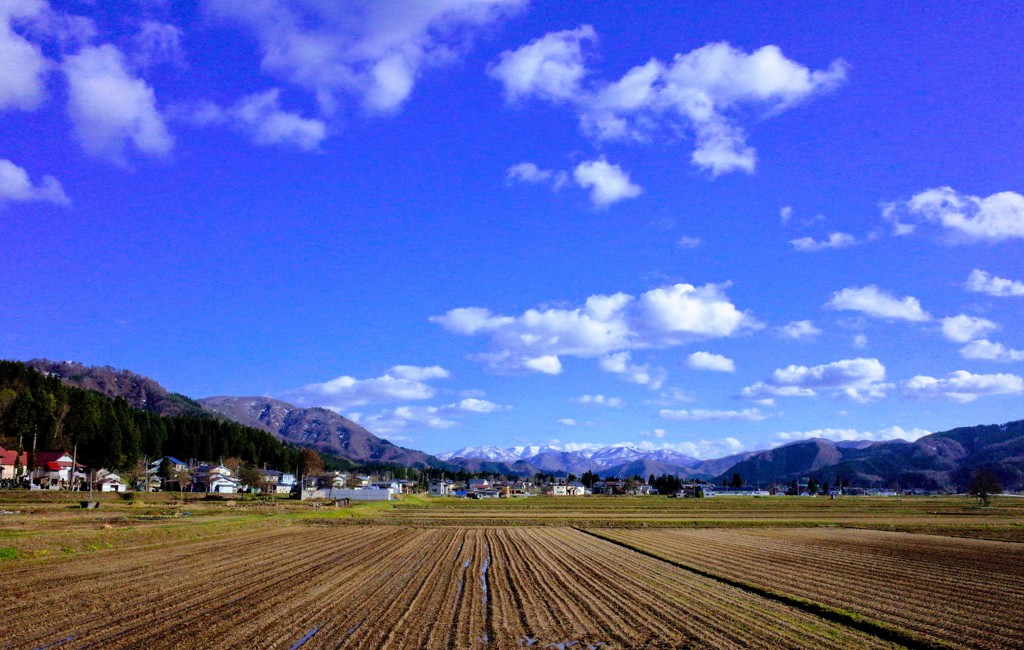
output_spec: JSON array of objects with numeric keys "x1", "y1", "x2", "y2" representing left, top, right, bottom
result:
[
  {"x1": 594, "y1": 527, "x2": 1024, "y2": 650},
  {"x1": 3, "y1": 494, "x2": 1023, "y2": 648},
  {"x1": 4, "y1": 525, "x2": 899, "y2": 650}
]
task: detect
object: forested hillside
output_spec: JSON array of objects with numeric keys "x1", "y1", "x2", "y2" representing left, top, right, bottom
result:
[
  {"x1": 0, "y1": 361, "x2": 298, "y2": 472},
  {"x1": 25, "y1": 359, "x2": 208, "y2": 418}
]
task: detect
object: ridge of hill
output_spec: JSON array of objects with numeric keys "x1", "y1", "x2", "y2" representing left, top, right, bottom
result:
[
  {"x1": 716, "y1": 421, "x2": 1024, "y2": 490},
  {"x1": 198, "y1": 396, "x2": 439, "y2": 468},
  {"x1": 26, "y1": 359, "x2": 207, "y2": 417}
]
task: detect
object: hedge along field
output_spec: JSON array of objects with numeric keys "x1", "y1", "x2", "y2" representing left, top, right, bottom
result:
[
  {"x1": 593, "y1": 527, "x2": 1024, "y2": 650},
  {"x1": 1, "y1": 525, "x2": 900, "y2": 650}
]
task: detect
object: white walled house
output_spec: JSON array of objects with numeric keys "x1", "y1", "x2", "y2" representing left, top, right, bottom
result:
[
  {"x1": 96, "y1": 472, "x2": 126, "y2": 492},
  {"x1": 429, "y1": 479, "x2": 453, "y2": 496}
]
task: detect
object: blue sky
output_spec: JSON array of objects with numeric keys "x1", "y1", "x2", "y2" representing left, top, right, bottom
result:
[{"x1": 2, "y1": 1, "x2": 1023, "y2": 457}]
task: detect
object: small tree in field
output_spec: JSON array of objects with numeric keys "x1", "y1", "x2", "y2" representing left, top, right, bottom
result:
[
  {"x1": 968, "y1": 469, "x2": 1002, "y2": 507},
  {"x1": 170, "y1": 466, "x2": 191, "y2": 496},
  {"x1": 237, "y1": 464, "x2": 263, "y2": 494},
  {"x1": 298, "y1": 448, "x2": 324, "y2": 479}
]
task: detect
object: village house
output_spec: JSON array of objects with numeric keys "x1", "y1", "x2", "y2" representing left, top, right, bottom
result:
[
  {"x1": 144, "y1": 456, "x2": 191, "y2": 491},
  {"x1": 149, "y1": 456, "x2": 189, "y2": 474},
  {"x1": 592, "y1": 479, "x2": 626, "y2": 495},
  {"x1": 0, "y1": 446, "x2": 29, "y2": 483},
  {"x1": 428, "y1": 479, "x2": 454, "y2": 496},
  {"x1": 143, "y1": 472, "x2": 163, "y2": 492},
  {"x1": 192, "y1": 464, "x2": 240, "y2": 493},
  {"x1": 253, "y1": 468, "x2": 283, "y2": 493},
  {"x1": 250, "y1": 468, "x2": 296, "y2": 494},
  {"x1": 566, "y1": 481, "x2": 587, "y2": 496},
  {"x1": 276, "y1": 472, "x2": 297, "y2": 494},
  {"x1": 677, "y1": 482, "x2": 715, "y2": 498},
  {"x1": 544, "y1": 484, "x2": 568, "y2": 496},
  {"x1": 507, "y1": 481, "x2": 532, "y2": 496},
  {"x1": 94, "y1": 469, "x2": 126, "y2": 492},
  {"x1": 31, "y1": 451, "x2": 79, "y2": 489}
]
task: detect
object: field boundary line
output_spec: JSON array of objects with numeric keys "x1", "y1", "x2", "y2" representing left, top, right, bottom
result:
[{"x1": 573, "y1": 527, "x2": 953, "y2": 650}]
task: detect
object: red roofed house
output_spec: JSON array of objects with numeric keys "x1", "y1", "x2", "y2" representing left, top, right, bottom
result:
[
  {"x1": 31, "y1": 451, "x2": 77, "y2": 488},
  {"x1": 0, "y1": 446, "x2": 29, "y2": 482}
]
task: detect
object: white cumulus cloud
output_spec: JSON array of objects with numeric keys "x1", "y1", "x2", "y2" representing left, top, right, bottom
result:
[
  {"x1": 506, "y1": 157, "x2": 641, "y2": 207},
  {"x1": 432, "y1": 283, "x2": 756, "y2": 376},
  {"x1": 960, "y1": 340, "x2": 1024, "y2": 363},
  {"x1": 208, "y1": 0, "x2": 526, "y2": 115},
  {"x1": 741, "y1": 357, "x2": 890, "y2": 403},
  {"x1": 488, "y1": 24, "x2": 595, "y2": 103},
  {"x1": 490, "y1": 29, "x2": 847, "y2": 175},
  {"x1": 288, "y1": 365, "x2": 450, "y2": 409},
  {"x1": 686, "y1": 351, "x2": 735, "y2": 372},
  {"x1": 0, "y1": 158, "x2": 69, "y2": 205},
  {"x1": 63, "y1": 44, "x2": 173, "y2": 163},
  {"x1": 966, "y1": 269, "x2": 1024, "y2": 297},
  {"x1": 904, "y1": 370, "x2": 1024, "y2": 403},
  {"x1": 826, "y1": 285, "x2": 931, "y2": 322},
  {"x1": 883, "y1": 187, "x2": 1024, "y2": 242},
  {"x1": 572, "y1": 158, "x2": 643, "y2": 207},
  {"x1": 940, "y1": 315, "x2": 999, "y2": 343}
]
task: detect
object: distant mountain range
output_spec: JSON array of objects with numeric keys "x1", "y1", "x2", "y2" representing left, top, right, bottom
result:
[
  {"x1": 24, "y1": 359, "x2": 1024, "y2": 489},
  {"x1": 437, "y1": 444, "x2": 752, "y2": 479},
  {"x1": 441, "y1": 422, "x2": 1024, "y2": 489}
]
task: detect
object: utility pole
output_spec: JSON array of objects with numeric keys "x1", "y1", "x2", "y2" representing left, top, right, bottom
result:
[
  {"x1": 70, "y1": 445, "x2": 78, "y2": 491},
  {"x1": 30, "y1": 426, "x2": 37, "y2": 486}
]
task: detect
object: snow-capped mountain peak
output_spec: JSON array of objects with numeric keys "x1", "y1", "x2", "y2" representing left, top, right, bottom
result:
[{"x1": 438, "y1": 443, "x2": 702, "y2": 471}]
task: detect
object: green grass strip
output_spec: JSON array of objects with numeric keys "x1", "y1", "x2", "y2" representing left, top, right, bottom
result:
[{"x1": 575, "y1": 527, "x2": 954, "y2": 650}]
